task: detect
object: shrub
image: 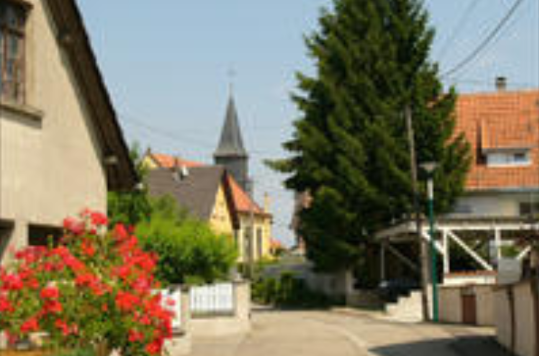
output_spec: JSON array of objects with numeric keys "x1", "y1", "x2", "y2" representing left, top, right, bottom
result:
[
  {"x1": 0, "y1": 210, "x2": 173, "y2": 356},
  {"x1": 252, "y1": 272, "x2": 335, "y2": 309},
  {"x1": 136, "y1": 197, "x2": 238, "y2": 285}
]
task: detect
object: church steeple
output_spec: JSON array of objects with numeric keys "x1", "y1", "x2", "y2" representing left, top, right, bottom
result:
[{"x1": 214, "y1": 95, "x2": 250, "y2": 191}]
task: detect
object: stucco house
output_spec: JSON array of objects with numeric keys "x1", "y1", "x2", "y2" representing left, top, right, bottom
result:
[
  {"x1": 146, "y1": 163, "x2": 239, "y2": 237},
  {"x1": 143, "y1": 151, "x2": 274, "y2": 263},
  {"x1": 0, "y1": 0, "x2": 136, "y2": 263}
]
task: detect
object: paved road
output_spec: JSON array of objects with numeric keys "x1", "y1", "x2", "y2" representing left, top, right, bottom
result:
[{"x1": 188, "y1": 309, "x2": 506, "y2": 356}]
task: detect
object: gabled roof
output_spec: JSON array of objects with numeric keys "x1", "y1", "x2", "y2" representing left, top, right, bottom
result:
[
  {"x1": 214, "y1": 96, "x2": 248, "y2": 158},
  {"x1": 147, "y1": 152, "x2": 204, "y2": 169},
  {"x1": 227, "y1": 174, "x2": 267, "y2": 216},
  {"x1": 45, "y1": 0, "x2": 137, "y2": 190},
  {"x1": 146, "y1": 166, "x2": 240, "y2": 229},
  {"x1": 455, "y1": 90, "x2": 539, "y2": 191}
]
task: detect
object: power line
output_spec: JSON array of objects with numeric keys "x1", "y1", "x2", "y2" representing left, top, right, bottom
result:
[
  {"x1": 442, "y1": 0, "x2": 527, "y2": 78},
  {"x1": 436, "y1": 0, "x2": 483, "y2": 61},
  {"x1": 120, "y1": 112, "x2": 279, "y2": 157}
]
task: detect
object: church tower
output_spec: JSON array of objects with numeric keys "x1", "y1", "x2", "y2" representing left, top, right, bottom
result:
[{"x1": 214, "y1": 95, "x2": 250, "y2": 192}]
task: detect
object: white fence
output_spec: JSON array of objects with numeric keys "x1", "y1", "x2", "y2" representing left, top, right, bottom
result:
[
  {"x1": 190, "y1": 283, "x2": 235, "y2": 316},
  {"x1": 160, "y1": 287, "x2": 183, "y2": 331}
]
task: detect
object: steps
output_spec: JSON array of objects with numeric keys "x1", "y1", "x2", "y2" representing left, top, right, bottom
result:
[{"x1": 384, "y1": 291, "x2": 423, "y2": 323}]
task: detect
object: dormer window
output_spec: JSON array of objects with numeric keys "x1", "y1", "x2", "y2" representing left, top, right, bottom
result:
[
  {"x1": 0, "y1": 1, "x2": 28, "y2": 104},
  {"x1": 486, "y1": 149, "x2": 532, "y2": 167}
]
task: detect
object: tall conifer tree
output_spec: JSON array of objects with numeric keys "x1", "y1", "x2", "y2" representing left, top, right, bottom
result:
[{"x1": 271, "y1": 0, "x2": 470, "y2": 272}]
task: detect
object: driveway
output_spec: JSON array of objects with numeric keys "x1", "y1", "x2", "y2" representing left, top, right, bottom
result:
[{"x1": 188, "y1": 309, "x2": 509, "y2": 356}]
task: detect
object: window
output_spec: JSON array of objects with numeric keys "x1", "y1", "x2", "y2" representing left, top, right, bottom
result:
[
  {"x1": 29, "y1": 225, "x2": 62, "y2": 247},
  {"x1": 0, "y1": 1, "x2": 27, "y2": 104},
  {"x1": 519, "y1": 202, "x2": 539, "y2": 216},
  {"x1": 486, "y1": 150, "x2": 531, "y2": 167}
]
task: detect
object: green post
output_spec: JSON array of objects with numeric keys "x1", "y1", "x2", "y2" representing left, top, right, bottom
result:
[{"x1": 427, "y1": 178, "x2": 439, "y2": 322}]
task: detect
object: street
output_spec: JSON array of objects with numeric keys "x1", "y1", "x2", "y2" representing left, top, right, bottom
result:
[{"x1": 189, "y1": 309, "x2": 508, "y2": 356}]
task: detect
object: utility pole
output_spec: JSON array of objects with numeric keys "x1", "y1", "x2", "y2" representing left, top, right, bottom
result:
[
  {"x1": 405, "y1": 106, "x2": 431, "y2": 321},
  {"x1": 247, "y1": 180, "x2": 255, "y2": 280}
]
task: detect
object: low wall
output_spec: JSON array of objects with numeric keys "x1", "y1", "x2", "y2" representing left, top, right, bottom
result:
[
  {"x1": 189, "y1": 282, "x2": 251, "y2": 338},
  {"x1": 494, "y1": 279, "x2": 539, "y2": 356},
  {"x1": 439, "y1": 285, "x2": 494, "y2": 326}
]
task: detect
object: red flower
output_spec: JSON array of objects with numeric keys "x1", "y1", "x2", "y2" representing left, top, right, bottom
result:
[
  {"x1": 44, "y1": 300, "x2": 63, "y2": 314},
  {"x1": 40, "y1": 286, "x2": 60, "y2": 300},
  {"x1": 0, "y1": 295, "x2": 13, "y2": 312},
  {"x1": 90, "y1": 212, "x2": 108, "y2": 227},
  {"x1": 128, "y1": 329, "x2": 144, "y2": 342},
  {"x1": 115, "y1": 291, "x2": 139, "y2": 312},
  {"x1": 55, "y1": 319, "x2": 70, "y2": 336},
  {"x1": 63, "y1": 217, "x2": 85, "y2": 235},
  {"x1": 145, "y1": 341, "x2": 162, "y2": 355},
  {"x1": 1, "y1": 273, "x2": 23, "y2": 291},
  {"x1": 81, "y1": 239, "x2": 96, "y2": 257},
  {"x1": 21, "y1": 317, "x2": 39, "y2": 333}
]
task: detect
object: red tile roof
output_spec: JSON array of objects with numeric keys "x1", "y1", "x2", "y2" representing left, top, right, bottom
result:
[
  {"x1": 227, "y1": 175, "x2": 266, "y2": 215},
  {"x1": 455, "y1": 90, "x2": 539, "y2": 191},
  {"x1": 147, "y1": 152, "x2": 268, "y2": 216},
  {"x1": 149, "y1": 153, "x2": 204, "y2": 169}
]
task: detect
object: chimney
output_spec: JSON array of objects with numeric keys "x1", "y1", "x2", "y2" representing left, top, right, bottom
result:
[
  {"x1": 495, "y1": 76, "x2": 507, "y2": 92},
  {"x1": 172, "y1": 157, "x2": 188, "y2": 182}
]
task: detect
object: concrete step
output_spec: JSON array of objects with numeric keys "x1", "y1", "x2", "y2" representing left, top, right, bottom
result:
[{"x1": 384, "y1": 290, "x2": 423, "y2": 323}]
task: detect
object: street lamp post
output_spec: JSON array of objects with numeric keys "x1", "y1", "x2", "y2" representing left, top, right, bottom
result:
[{"x1": 421, "y1": 162, "x2": 439, "y2": 322}]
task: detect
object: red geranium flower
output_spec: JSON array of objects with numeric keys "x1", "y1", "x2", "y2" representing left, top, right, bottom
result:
[
  {"x1": 40, "y1": 286, "x2": 60, "y2": 300},
  {"x1": 20, "y1": 317, "x2": 39, "y2": 333}
]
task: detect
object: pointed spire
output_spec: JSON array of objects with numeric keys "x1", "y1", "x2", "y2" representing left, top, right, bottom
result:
[{"x1": 214, "y1": 95, "x2": 248, "y2": 158}]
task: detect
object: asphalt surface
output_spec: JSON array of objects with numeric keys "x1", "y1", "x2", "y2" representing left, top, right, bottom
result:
[{"x1": 188, "y1": 309, "x2": 508, "y2": 356}]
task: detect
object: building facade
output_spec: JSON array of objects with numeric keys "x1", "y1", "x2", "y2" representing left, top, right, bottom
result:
[{"x1": 0, "y1": 0, "x2": 135, "y2": 263}]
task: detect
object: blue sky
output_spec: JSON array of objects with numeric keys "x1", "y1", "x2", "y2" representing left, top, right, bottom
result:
[{"x1": 76, "y1": 0, "x2": 538, "y2": 246}]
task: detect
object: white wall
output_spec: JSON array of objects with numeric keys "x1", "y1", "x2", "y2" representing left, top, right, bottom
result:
[{"x1": 448, "y1": 192, "x2": 536, "y2": 219}]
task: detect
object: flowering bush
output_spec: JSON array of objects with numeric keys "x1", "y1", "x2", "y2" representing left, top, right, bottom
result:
[{"x1": 0, "y1": 210, "x2": 173, "y2": 356}]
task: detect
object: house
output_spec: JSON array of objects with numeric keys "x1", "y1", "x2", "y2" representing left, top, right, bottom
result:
[
  {"x1": 0, "y1": 0, "x2": 136, "y2": 263},
  {"x1": 146, "y1": 164, "x2": 239, "y2": 236},
  {"x1": 450, "y1": 83, "x2": 539, "y2": 220},
  {"x1": 143, "y1": 152, "x2": 274, "y2": 263}
]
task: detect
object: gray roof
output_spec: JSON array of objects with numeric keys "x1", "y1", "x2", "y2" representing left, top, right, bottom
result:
[
  {"x1": 146, "y1": 166, "x2": 226, "y2": 221},
  {"x1": 214, "y1": 96, "x2": 248, "y2": 158}
]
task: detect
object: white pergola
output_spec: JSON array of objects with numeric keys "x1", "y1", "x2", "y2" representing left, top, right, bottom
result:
[{"x1": 375, "y1": 217, "x2": 536, "y2": 281}]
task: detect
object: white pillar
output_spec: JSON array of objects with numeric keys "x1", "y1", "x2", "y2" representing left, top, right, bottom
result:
[
  {"x1": 495, "y1": 228, "x2": 502, "y2": 262},
  {"x1": 443, "y1": 229, "x2": 450, "y2": 275}
]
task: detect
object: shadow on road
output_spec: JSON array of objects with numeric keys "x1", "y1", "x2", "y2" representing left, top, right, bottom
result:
[{"x1": 369, "y1": 336, "x2": 512, "y2": 356}]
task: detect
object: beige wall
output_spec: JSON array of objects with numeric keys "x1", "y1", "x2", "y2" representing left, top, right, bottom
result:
[
  {"x1": 495, "y1": 281, "x2": 538, "y2": 356},
  {"x1": 439, "y1": 286, "x2": 494, "y2": 326},
  {"x1": 494, "y1": 288, "x2": 512, "y2": 352},
  {"x1": 236, "y1": 213, "x2": 272, "y2": 263},
  {"x1": 0, "y1": 0, "x2": 107, "y2": 259},
  {"x1": 514, "y1": 282, "x2": 536, "y2": 356},
  {"x1": 209, "y1": 185, "x2": 235, "y2": 236},
  {"x1": 439, "y1": 287, "x2": 463, "y2": 324}
]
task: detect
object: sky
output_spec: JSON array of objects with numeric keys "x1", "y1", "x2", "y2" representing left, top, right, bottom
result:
[{"x1": 76, "y1": 0, "x2": 539, "y2": 247}]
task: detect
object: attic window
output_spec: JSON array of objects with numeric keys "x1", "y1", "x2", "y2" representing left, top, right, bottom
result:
[
  {"x1": 0, "y1": 1, "x2": 28, "y2": 104},
  {"x1": 486, "y1": 150, "x2": 531, "y2": 167}
]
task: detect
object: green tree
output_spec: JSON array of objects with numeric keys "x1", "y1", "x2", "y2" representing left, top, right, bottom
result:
[
  {"x1": 107, "y1": 143, "x2": 151, "y2": 226},
  {"x1": 270, "y1": 0, "x2": 470, "y2": 271},
  {"x1": 136, "y1": 196, "x2": 238, "y2": 285}
]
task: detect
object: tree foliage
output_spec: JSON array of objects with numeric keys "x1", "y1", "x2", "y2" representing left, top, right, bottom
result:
[
  {"x1": 270, "y1": 0, "x2": 470, "y2": 271},
  {"x1": 107, "y1": 143, "x2": 151, "y2": 227},
  {"x1": 136, "y1": 197, "x2": 238, "y2": 285}
]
